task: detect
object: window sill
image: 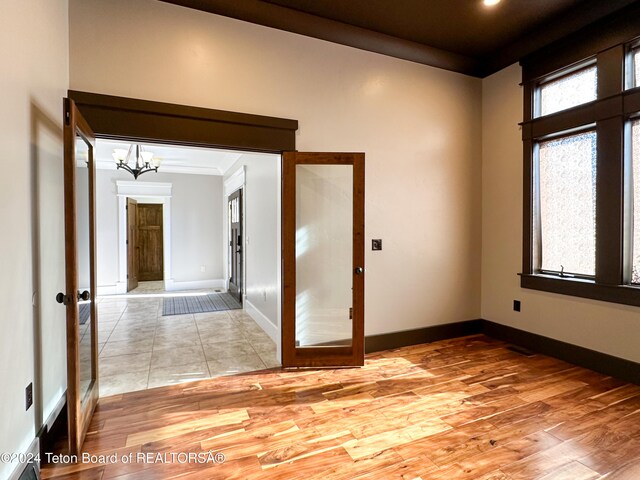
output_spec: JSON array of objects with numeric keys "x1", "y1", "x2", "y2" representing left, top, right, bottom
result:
[{"x1": 519, "y1": 273, "x2": 640, "y2": 308}]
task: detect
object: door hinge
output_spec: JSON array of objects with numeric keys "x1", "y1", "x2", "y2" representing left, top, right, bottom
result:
[
  {"x1": 64, "y1": 98, "x2": 71, "y2": 126},
  {"x1": 127, "y1": 274, "x2": 129, "y2": 279},
  {"x1": 349, "y1": 307, "x2": 353, "y2": 320}
]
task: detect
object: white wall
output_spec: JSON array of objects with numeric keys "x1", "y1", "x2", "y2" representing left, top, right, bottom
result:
[
  {"x1": 95, "y1": 168, "x2": 224, "y2": 289},
  {"x1": 0, "y1": 1, "x2": 69, "y2": 478},
  {"x1": 70, "y1": 0, "x2": 483, "y2": 336},
  {"x1": 481, "y1": 64, "x2": 640, "y2": 363},
  {"x1": 224, "y1": 154, "x2": 280, "y2": 330}
]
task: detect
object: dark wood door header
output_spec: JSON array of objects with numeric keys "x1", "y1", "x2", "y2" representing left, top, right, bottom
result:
[{"x1": 68, "y1": 90, "x2": 298, "y2": 152}]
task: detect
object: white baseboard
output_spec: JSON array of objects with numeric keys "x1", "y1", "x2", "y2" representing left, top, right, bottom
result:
[
  {"x1": 165, "y1": 278, "x2": 225, "y2": 291},
  {"x1": 244, "y1": 299, "x2": 279, "y2": 344},
  {"x1": 97, "y1": 282, "x2": 127, "y2": 296},
  {"x1": 97, "y1": 284, "x2": 118, "y2": 295},
  {"x1": 7, "y1": 436, "x2": 40, "y2": 480}
]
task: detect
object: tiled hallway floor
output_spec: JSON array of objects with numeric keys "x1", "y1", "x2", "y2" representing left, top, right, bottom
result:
[{"x1": 96, "y1": 295, "x2": 280, "y2": 397}]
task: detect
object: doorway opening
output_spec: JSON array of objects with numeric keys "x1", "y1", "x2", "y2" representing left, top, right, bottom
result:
[{"x1": 93, "y1": 139, "x2": 282, "y2": 396}]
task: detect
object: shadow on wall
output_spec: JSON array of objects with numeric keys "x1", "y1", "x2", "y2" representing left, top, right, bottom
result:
[{"x1": 30, "y1": 99, "x2": 66, "y2": 442}]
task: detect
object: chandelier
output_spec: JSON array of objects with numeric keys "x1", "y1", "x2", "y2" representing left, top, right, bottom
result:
[{"x1": 112, "y1": 144, "x2": 159, "y2": 179}]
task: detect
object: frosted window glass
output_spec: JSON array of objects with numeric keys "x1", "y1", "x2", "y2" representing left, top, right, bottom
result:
[
  {"x1": 631, "y1": 120, "x2": 640, "y2": 283},
  {"x1": 539, "y1": 66, "x2": 597, "y2": 116},
  {"x1": 538, "y1": 131, "x2": 597, "y2": 275},
  {"x1": 635, "y1": 50, "x2": 640, "y2": 88}
]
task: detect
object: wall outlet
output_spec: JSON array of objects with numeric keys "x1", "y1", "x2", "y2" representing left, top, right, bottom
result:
[
  {"x1": 513, "y1": 300, "x2": 521, "y2": 312},
  {"x1": 200, "y1": 266, "x2": 206, "y2": 273},
  {"x1": 25, "y1": 383, "x2": 33, "y2": 411}
]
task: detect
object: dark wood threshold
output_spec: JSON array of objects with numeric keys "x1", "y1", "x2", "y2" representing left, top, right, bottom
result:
[{"x1": 365, "y1": 319, "x2": 639, "y2": 385}]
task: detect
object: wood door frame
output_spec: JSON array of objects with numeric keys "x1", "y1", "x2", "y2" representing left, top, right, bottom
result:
[
  {"x1": 69, "y1": 91, "x2": 297, "y2": 365},
  {"x1": 63, "y1": 98, "x2": 99, "y2": 455},
  {"x1": 282, "y1": 152, "x2": 365, "y2": 367}
]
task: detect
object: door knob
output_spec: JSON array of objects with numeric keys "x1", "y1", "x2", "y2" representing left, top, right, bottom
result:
[
  {"x1": 78, "y1": 290, "x2": 90, "y2": 301},
  {"x1": 354, "y1": 267, "x2": 364, "y2": 275},
  {"x1": 56, "y1": 292, "x2": 70, "y2": 305}
]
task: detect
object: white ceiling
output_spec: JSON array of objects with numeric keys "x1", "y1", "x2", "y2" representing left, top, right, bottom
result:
[{"x1": 95, "y1": 139, "x2": 246, "y2": 176}]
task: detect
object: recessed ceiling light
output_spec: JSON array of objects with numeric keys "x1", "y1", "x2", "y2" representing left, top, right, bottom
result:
[{"x1": 484, "y1": 0, "x2": 501, "y2": 6}]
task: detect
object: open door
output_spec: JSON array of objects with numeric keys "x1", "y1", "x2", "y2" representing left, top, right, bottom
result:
[
  {"x1": 282, "y1": 152, "x2": 365, "y2": 367},
  {"x1": 60, "y1": 98, "x2": 99, "y2": 455},
  {"x1": 228, "y1": 189, "x2": 243, "y2": 304},
  {"x1": 126, "y1": 198, "x2": 138, "y2": 291}
]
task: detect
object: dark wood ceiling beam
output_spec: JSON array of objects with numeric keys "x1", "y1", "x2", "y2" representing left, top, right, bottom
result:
[{"x1": 158, "y1": 0, "x2": 483, "y2": 77}]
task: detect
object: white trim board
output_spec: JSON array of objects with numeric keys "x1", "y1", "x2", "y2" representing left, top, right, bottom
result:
[
  {"x1": 224, "y1": 165, "x2": 245, "y2": 196},
  {"x1": 244, "y1": 299, "x2": 279, "y2": 348}
]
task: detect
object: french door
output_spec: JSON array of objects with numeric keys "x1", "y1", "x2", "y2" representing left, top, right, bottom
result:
[
  {"x1": 60, "y1": 98, "x2": 99, "y2": 455},
  {"x1": 282, "y1": 152, "x2": 365, "y2": 367}
]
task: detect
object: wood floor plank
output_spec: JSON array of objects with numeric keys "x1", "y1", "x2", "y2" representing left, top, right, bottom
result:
[{"x1": 39, "y1": 335, "x2": 640, "y2": 480}]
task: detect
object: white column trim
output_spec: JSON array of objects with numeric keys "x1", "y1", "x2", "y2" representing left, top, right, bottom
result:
[{"x1": 224, "y1": 165, "x2": 245, "y2": 196}]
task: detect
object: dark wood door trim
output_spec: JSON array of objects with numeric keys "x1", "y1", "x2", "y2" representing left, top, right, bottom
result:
[
  {"x1": 63, "y1": 98, "x2": 99, "y2": 456},
  {"x1": 282, "y1": 152, "x2": 365, "y2": 367},
  {"x1": 68, "y1": 90, "x2": 298, "y2": 152}
]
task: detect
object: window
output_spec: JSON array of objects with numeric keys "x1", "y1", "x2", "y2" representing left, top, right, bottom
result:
[
  {"x1": 631, "y1": 46, "x2": 640, "y2": 89},
  {"x1": 537, "y1": 131, "x2": 597, "y2": 276},
  {"x1": 632, "y1": 120, "x2": 640, "y2": 283},
  {"x1": 521, "y1": 25, "x2": 640, "y2": 307},
  {"x1": 538, "y1": 66, "x2": 597, "y2": 117}
]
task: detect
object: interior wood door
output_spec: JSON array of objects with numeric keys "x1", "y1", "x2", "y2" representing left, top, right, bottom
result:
[
  {"x1": 282, "y1": 152, "x2": 365, "y2": 367},
  {"x1": 137, "y1": 203, "x2": 164, "y2": 281},
  {"x1": 228, "y1": 189, "x2": 243, "y2": 304},
  {"x1": 61, "y1": 98, "x2": 99, "y2": 455},
  {"x1": 126, "y1": 198, "x2": 138, "y2": 291}
]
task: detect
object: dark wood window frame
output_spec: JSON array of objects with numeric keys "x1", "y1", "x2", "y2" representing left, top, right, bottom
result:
[{"x1": 520, "y1": 9, "x2": 640, "y2": 307}]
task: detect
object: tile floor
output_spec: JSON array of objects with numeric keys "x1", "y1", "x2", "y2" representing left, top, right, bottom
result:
[{"x1": 96, "y1": 289, "x2": 280, "y2": 397}]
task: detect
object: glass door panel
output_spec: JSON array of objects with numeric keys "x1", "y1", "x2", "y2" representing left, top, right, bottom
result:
[{"x1": 295, "y1": 164, "x2": 353, "y2": 347}]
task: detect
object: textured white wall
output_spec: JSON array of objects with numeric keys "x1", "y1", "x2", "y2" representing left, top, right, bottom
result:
[
  {"x1": 481, "y1": 64, "x2": 640, "y2": 363},
  {"x1": 0, "y1": 1, "x2": 69, "y2": 478},
  {"x1": 70, "y1": 0, "x2": 483, "y2": 335},
  {"x1": 95, "y1": 169, "x2": 224, "y2": 287}
]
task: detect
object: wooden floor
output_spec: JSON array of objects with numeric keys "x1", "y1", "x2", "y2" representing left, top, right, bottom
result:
[{"x1": 41, "y1": 335, "x2": 640, "y2": 479}]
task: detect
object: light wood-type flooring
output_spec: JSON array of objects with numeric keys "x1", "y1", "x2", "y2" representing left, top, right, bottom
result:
[{"x1": 41, "y1": 335, "x2": 640, "y2": 479}]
